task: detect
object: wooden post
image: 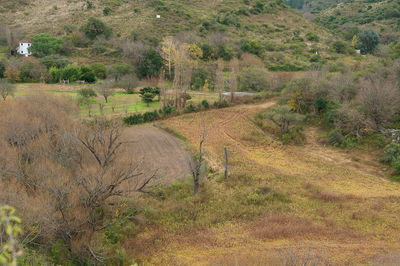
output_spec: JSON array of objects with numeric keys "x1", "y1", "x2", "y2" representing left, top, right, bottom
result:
[{"x1": 224, "y1": 147, "x2": 228, "y2": 179}]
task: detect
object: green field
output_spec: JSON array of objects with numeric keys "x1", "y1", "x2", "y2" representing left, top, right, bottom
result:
[{"x1": 14, "y1": 83, "x2": 220, "y2": 118}]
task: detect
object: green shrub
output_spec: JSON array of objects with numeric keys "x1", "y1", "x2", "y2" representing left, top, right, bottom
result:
[
  {"x1": 103, "y1": 6, "x2": 111, "y2": 16},
  {"x1": 40, "y1": 55, "x2": 69, "y2": 69},
  {"x1": 62, "y1": 64, "x2": 81, "y2": 81},
  {"x1": 80, "y1": 17, "x2": 112, "y2": 40},
  {"x1": 332, "y1": 40, "x2": 347, "y2": 54},
  {"x1": 29, "y1": 33, "x2": 64, "y2": 57},
  {"x1": 79, "y1": 65, "x2": 96, "y2": 83},
  {"x1": 137, "y1": 49, "x2": 163, "y2": 78},
  {"x1": 305, "y1": 31, "x2": 319, "y2": 42},
  {"x1": 328, "y1": 129, "x2": 345, "y2": 147},
  {"x1": 160, "y1": 106, "x2": 176, "y2": 115},
  {"x1": 357, "y1": 29, "x2": 380, "y2": 54},
  {"x1": 90, "y1": 63, "x2": 107, "y2": 79},
  {"x1": 380, "y1": 143, "x2": 400, "y2": 163},
  {"x1": 191, "y1": 67, "x2": 208, "y2": 90},
  {"x1": 201, "y1": 100, "x2": 210, "y2": 109},
  {"x1": 124, "y1": 114, "x2": 144, "y2": 125},
  {"x1": 239, "y1": 66, "x2": 269, "y2": 91},
  {"x1": 241, "y1": 39, "x2": 264, "y2": 57},
  {"x1": 392, "y1": 157, "x2": 400, "y2": 175},
  {"x1": 185, "y1": 103, "x2": 196, "y2": 112},
  {"x1": 281, "y1": 127, "x2": 305, "y2": 145}
]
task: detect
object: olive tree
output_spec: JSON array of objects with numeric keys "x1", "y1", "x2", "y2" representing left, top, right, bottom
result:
[{"x1": 266, "y1": 105, "x2": 305, "y2": 135}]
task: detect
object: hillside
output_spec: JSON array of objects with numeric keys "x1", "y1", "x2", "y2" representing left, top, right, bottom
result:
[
  {"x1": 288, "y1": 0, "x2": 400, "y2": 40},
  {"x1": 0, "y1": 0, "x2": 347, "y2": 69}
]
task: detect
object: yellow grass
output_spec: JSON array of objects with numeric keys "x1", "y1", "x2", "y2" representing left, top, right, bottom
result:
[{"x1": 135, "y1": 101, "x2": 400, "y2": 264}]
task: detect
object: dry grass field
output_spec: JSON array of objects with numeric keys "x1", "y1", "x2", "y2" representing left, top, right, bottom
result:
[{"x1": 127, "y1": 101, "x2": 400, "y2": 265}]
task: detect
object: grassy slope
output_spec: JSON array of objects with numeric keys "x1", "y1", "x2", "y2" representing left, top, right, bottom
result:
[{"x1": 128, "y1": 102, "x2": 400, "y2": 264}]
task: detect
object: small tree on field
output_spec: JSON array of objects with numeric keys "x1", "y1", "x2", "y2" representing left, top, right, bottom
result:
[
  {"x1": 266, "y1": 105, "x2": 304, "y2": 135},
  {"x1": 97, "y1": 80, "x2": 115, "y2": 103},
  {"x1": 140, "y1": 92, "x2": 156, "y2": 107},
  {"x1": 357, "y1": 29, "x2": 380, "y2": 54},
  {"x1": 108, "y1": 63, "x2": 131, "y2": 81},
  {"x1": 78, "y1": 88, "x2": 97, "y2": 117},
  {"x1": 117, "y1": 75, "x2": 139, "y2": 93},
  {"x1": 0, "y1": 79, "x2": 15, "y2": 101}
]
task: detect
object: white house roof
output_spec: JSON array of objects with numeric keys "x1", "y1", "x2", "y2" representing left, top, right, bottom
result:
[{"x1": 19, "y1": 39, "x2": 32, "y2": 43}]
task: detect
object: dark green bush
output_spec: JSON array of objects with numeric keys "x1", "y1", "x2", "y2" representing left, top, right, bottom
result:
[
  {"x1": 201, "y1": 100, "x2": 210, "y2": 109},
  {"x1": 80, "y1": 65, "x2": 96, "y2": 83},
  {"x1": 80, "y1": 17, "x2": 112, "y2": 40},
  {"x1": 40, "y1": 55, "x2": 69, "y2": 69},
  {"x1": 103, "y1": 6, "x2": 111, "y2": 16},
  {"x1": 137, "y1": 49, "x2": 163, "y2": 78},
  {"x1": 380, "y1": 143, "x2": 400, "y2": 164},
  {"x1": 305, "y1": 31, "x2": 319, "y2": 42},
  {"x1": 185, "y1": 103, "x2": 196, "y2": 113}
]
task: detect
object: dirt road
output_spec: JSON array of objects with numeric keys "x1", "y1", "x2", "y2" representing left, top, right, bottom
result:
[{"x1": 123, "y1": 126, "x2": 191, "y2": 183}]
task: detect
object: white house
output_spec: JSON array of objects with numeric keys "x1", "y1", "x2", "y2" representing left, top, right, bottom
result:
[{"x1": 17, "y1": 40, "x2": 32, "y2": 57}]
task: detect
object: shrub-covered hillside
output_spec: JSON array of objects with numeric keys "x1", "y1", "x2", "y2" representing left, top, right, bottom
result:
[
  {"x1": 0, "y1": 0, "x2": 343, "y2": 70},
  {"x1": 287, "y1": 0, "x2": 400, "y2": 40}
]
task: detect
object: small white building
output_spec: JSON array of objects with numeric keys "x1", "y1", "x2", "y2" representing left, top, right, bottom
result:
[{"x1": 17, "y1": 40, "x2": 32, "y2": 57}]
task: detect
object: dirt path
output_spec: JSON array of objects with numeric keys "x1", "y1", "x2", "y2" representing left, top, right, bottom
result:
[{"x1": 123, "y1": 126, "x2": 191, "y2": 183}]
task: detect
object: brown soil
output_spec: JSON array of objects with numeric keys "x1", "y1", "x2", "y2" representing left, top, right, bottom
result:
[{"x1": 123, "y1": 126, "x2": 191, "y2": 183}]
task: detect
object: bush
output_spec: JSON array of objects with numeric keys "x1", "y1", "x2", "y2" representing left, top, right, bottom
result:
[
  {"x1": 357, "y1": 29, "x2": 380, "y2": 54},
  {"x1": 80, "y1": 17, "x2": 112, "y2": 40},
  {"x1": 90, "y1": 63, "x2": 107, "y2": 79},
  {"x1": 392, "y1": 157, "x2": 400, "y2": 175},
  {"x1": 191, "y1": 67, "x2": 208, "y2": 90},
  {"x1": 241, "y1": 39, "x2": 264, "y2": 57},
  {"x1": 29, "y1": 33, "x2": 64, "y2": 57},
  {"x1": 123, "y1": 114, "x2": 143, "y2": 125},
  {"x1": 185, "y1": 103, "x2": 196, "y2": 113},
  {"x1": 214, "y1": 99, "x2": 230, "y2": 108},
  {"x1": 305, "y1": 31, "x2": 319, "y2": 42},
  {"x1": 160, "y1": 106, "x2": 176, "y2": 115},
  {"x1": 80, "y1": 65, "x2": 96, "y2": 83},
  {"x1": 103, "y1": 6, "x2": 111, "y2": 16},
  {"x1": 239, "y1": 66, "x2": 269, "y2": 91},
  {"x1": 328, "y1": 129, "x2": 344, "y2": 147},
  {"x1": 137, "y1": 49, "x2": 163, "y2": 78},
  {"x1": 217, "y1": 45, "x2": 234, "y2": 61},
  {"x1": 332, "y1": 40, "x2": 347, "y2": 54},
  {"x1": 124, "y1": 110, "x2": 160, "y2": 125},
  {"x1": 281, "y1": 127, "x2": 305, "y2": 145},
  {"x1": 201, "y1": 100, "x2": 210, "y2": 109},
  {"x1": 40, "y1": 55, "x2": 69, "y2": 69},
  {"x1": 380, "y1": 143, "x2": 400, "y2": 164},
  {"x1": 62, "y1": 64, "x2": 81, "y2": 81}
]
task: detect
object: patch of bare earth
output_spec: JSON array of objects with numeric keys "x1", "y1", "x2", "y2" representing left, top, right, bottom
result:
[{"x1": 123, "y1": 126, "x2": 191, "y2": 184}]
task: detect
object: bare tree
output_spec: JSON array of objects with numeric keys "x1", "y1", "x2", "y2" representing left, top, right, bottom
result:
[
  {"x1": 0, "y1": 79, "x2": 15, "y2": 101},
  {"x1": 121, "y1": 41, "x2": 149, "y2": 66},
  {"x1": 216, "y1": 59, "x2": 225, "y2": 102},
  {"x1": 0, "y1": 98, "x2": 156, "y2": 261},
  {"x1": 229, "y1": 58, "x2": 239, "y2": 102},
  {"x1": 357, "y1": 74, "x2": 400, "y2": 129},
  {"x1": 97, "y1": 80, "x2": 115, "y2": 103},
  {"x1": 189, "y1": 115, "x2": 207, "y2": 195},
  {"x1": 116, "y1": 75, "x2": 139, "y2": 94}
]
